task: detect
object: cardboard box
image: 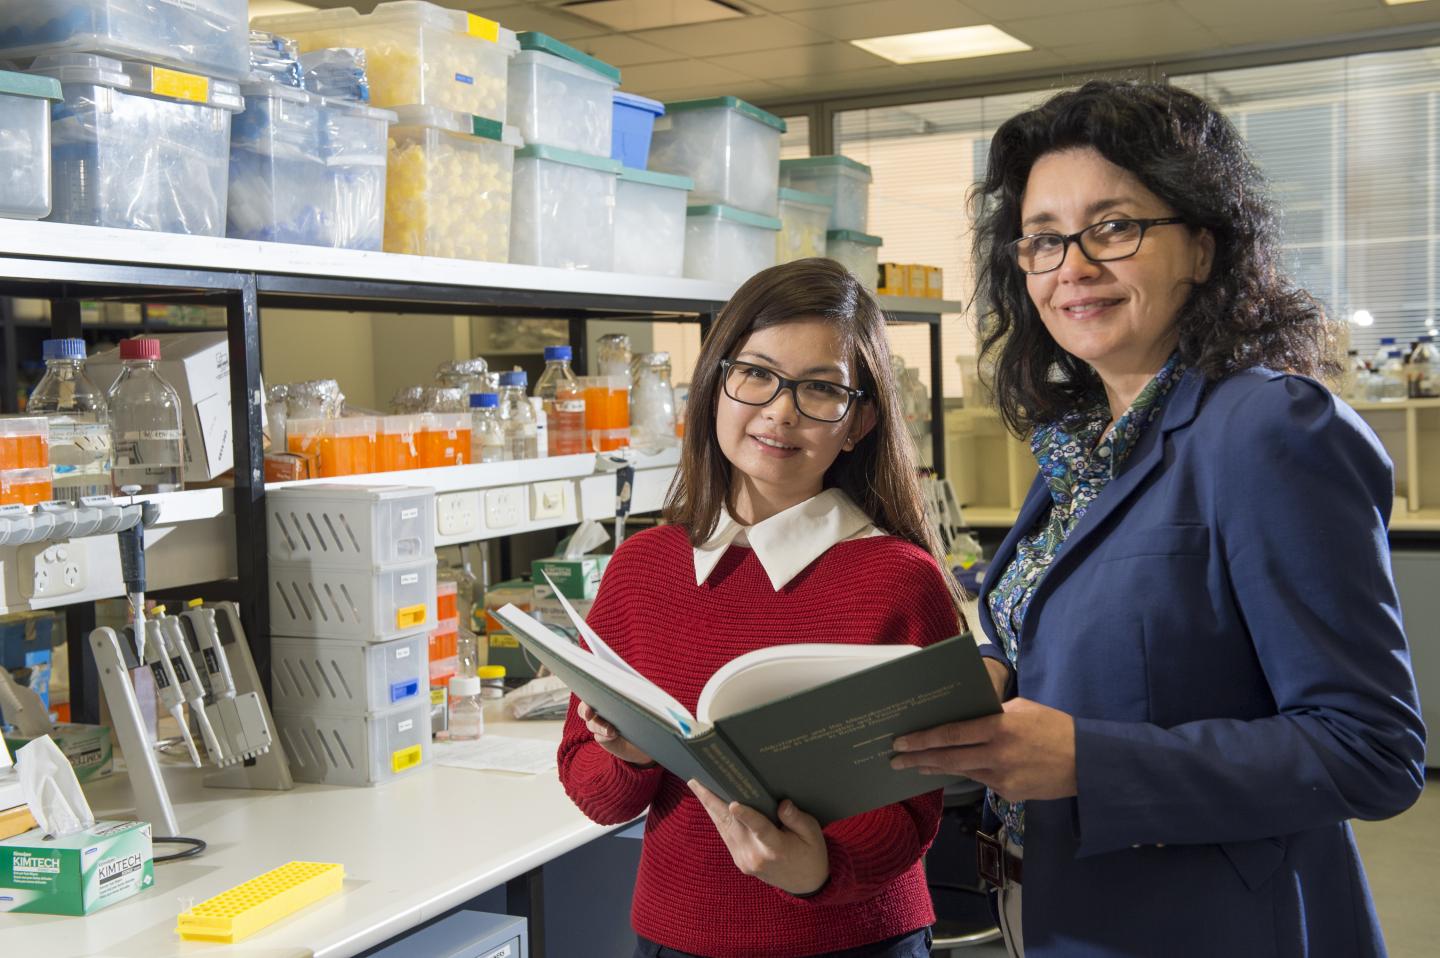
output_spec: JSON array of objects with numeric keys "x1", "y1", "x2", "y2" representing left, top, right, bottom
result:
[
  {"x1": 486, "y1": 632, "x2": 541, "y2": 680},
  {"x1": 925, "y1": 266, "x2": 944, "y2": 299},
  {"x1": 904, "y1": 264, "x2": 927, "y2": 298},
  {"x1": 877, "y1": 262, "x2": 907, "y2": 296},
  {"x1": 531, "y1": 556, "x2": 609, "y2": 601},
  {"x1": 87, "y1": 332, "x2": 233, "y2": 481},
  {"x1": 0, "y1": 821, "x2": 153, "y2": 915},
  {"x1": 482, "y1": 579, "x2": 532, "y2": 634},
  {"x1": 4, "y1": 724, "x2": 113, "y2": 785}
]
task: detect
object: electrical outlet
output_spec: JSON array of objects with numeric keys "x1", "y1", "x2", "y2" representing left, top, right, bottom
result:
[
  {"x1": 531, "y1": 481, "x2": 566, "y2": 520},
  {"x1": 485, "y1": 486, "x2": 525, "y2": 529},
  {"x1": 18, "y1": 539, "x2": 88, "y2": 600},
  {"x1": 436, "y1": 491, "x2": 480, "y2": 537}
]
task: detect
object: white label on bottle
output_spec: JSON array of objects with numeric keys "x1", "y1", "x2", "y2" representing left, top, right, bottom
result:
[
  {"x1": 395, "y1": 647, "x2": 412, "y2": 659},
  {"x1": 119, "y1": 430, "x2": 183, "y2": 441},
  {"x1": 556, "y1": 400, "x2": 585, "y2": 413},
  {"x1": 400, "y1": 508, "x2": 418, "y2": 520},
  {"x1": 401, "y1": 573, "x2": 419, "y2": 585},
  {"x1": 398, "y1": 718, "x2": 414, "y2": 732}
]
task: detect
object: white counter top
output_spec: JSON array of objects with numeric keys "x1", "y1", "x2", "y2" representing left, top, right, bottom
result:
[{"x1": 5, "y1": 711, "x2": 608, "y2": 958}]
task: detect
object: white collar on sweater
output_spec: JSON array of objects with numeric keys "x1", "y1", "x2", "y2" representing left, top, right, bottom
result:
[{"x1": 692, "y1": 488, "x2": 878, "y2": 591}]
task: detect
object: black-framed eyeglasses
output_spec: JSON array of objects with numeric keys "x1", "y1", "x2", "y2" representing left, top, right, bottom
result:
[
  {"x1": 719, "y1": 359, "x2": 865, "y2": 423},
  {"x1": 1007, "y1": 217, "x2": 1188, "y2": 274}
]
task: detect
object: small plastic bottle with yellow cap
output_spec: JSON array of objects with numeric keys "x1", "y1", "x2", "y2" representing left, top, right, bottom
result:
[{"x1": 478, "y1": 664, "x2": 506, "y2": 700}]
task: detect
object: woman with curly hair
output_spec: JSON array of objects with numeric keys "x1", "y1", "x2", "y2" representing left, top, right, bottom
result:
[{"x1": 890, "y1": 80, "x2": 1426, "y2": 957}]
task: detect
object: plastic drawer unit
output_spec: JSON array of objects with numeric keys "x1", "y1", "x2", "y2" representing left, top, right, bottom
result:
[
  {"x1": 776, "y1": 188, "x2": 833, "y2": 264},
  {"x1": 510, "y1": 144, "x2": 621, "y2": 271},
  {"x1": 386, "y1": 107, "x2": 521, "y2": 262},
  {"x1": 227, "y1": 81, "x2": 327, "y2": 244},
  {"x1": 266, "y1": 484, "x2": 435, "y2": 568},
  {"x1": 825, "y1": 229, "x2": 883, "y2": 290},
  {"x1": 0, "y1": 0, "x2": 250, "y2": 81},
  {"x1": 252, "y1": 1, "x2": 518, "y2": 121},
  {"x1": 31, "y1": 53, "x2": 242, "y2": 236},
  {"x1": 269, "y1": 556, "x2": 438, "y2": 642},
  {"x1": 648, "y1": 96, "x2": 785, "y2": 216},
  {"x1": 611, "y1": 91, "x2": 663, "y2": 169},
  {"x1": 509, "y1": 31, "x2": 620, "y2": 157},
  {"x1": 0, "y1": 70, "x2": 61, "y2": 220},
  {"x1": 321, "y1": 99, "x2": 398, "y2": 251},
  {"x1": 365, "y1": 911, "x2": 528, "y2": 958},
  {"x1": 780, "y1": 155, "x2": 873, "y2": 232},
  {"x1": 270, "y1": 634, "x2": 428, "y2": 715},
  {"x1": 614, "y1": 167, "x2": 692, "y2": 278},
  {"x1": 683, "y1": 204, "x2": 780, "y2": 286},
  {"x1": 274, "y1": 697, "x2": 429, "y2": 786}
]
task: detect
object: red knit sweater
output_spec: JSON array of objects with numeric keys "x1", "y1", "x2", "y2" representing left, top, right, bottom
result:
[{"x1": 557, "y1": 524, "x2": 959, "y2": 958}]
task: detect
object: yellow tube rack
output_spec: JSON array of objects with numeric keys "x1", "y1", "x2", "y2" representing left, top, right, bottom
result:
[{"x1": 177, "y1": 861, "x2": 345, "y2": 943}]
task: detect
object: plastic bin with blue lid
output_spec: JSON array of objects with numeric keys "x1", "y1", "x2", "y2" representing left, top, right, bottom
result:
[
  {"x1": 826, "y1": 229, "x2": 882, "y2": 290},
  {"x1": 509, "y1": 31, "x2": 619, "y2": 158},
  {"x1": 684, "y1": 204, "x2": 780, "y2": 287},
  {"x1": 0, "y1": 0, "x2": 249, "y2": 81},
  {"x1": 776, "y1": 187, "x2": 832, "y2": 265},
  {"x1": 781, "y1": 154, "x2": 873, "y2": 232},
  {"x1": 611, "y1": 91, "x2": 662, "y2": 169},
  {"x1": 226, "y1": 81, "x2": 327, "y2": 245},
  {"x1": 615, "y1": 167, "x2": 692, "y2": 278},
  {"x1": 0, "y1": 69, "x2": 61, "y2": 220},
  {"x1": 510, "y1": 143, "x2": 621, "y2": 271},
  {"x1": 31, "y1": 52, "x2": 244, "y2": 236},
  {"x1": 322, "y1": 99, "x2": 398, "y2": 251},
  {"x1": 385, "y1": 106, "x2": 521, "y2": 262},
  {"x1": 649, "y1": 96, "x2": 785, "y2": 217},
  {"x1": 252, "y1": 2, "x2": 519, "y2": 122}
]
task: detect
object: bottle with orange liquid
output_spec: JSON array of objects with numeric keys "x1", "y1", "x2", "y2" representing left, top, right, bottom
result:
[
  {"x1": 534, "y1": 346, "x2": 586, "y2": 456},
  {"x1": 378, "y1": 414, "x2": 420, "y2": 471},
  {"x1": 417, "y1": 412, "x2": 471, "y2": 468},
  {"x1": 0, "y1": 417, "x2": 48, "y2": 470}
]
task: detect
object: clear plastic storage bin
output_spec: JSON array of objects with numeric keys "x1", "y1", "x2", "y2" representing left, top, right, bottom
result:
[
  {"x1": 508, "y1": 32, "x2": 619, "y2": 158},
  {"x1": 614, "y1": 167, "x2": 691, "y2": 278},
  {"x1": 274, "y1": 697, "x2": 429, "y2": 786},
  {"x1": 32, "y1": 53, "x2": 243, "y2": 236},
  {"x1": 252, "y1": 2, "x2": 519, "y2": 120},
  {"x1": 385, "y1": 107, "x2": 521, "y2": 262},
  {"x1": 649, "y1": 96, "x2": 784, "y2": 216},
  {"x1": 0, "y1": 70, "x2": 60, "y2": 220},
  {"x1": 776, "y1": 188, "x2": 832, "y2": 264},
  {"x1": 510, "y1": 143, "x2": 621, "y2": 271},
  {"x1": 227, "y1": 81, "x2": 327, "y2": 244},
  {"x1": 322, "y1": 99, "x2": 397, "y2": 251},
  {"x1": 271, "y1": 634, "x2": 428, "y2": 714},
  {"x1": 0, "y1": 0, "x2": 250, "y2": 81},
  {"x1": 684, "y1": 204, "x2": 780, "y2": 287},
  {"x1": 270, "y1": 556, "x2": 438, "y2": 642},
  {"x1": 826, "y1": 229, "x2": 882, "y2": 290},
  {"x1": 267, "y1": 484, "x2": 435, "y2": 568},
  {"x1": 780, "y1": 155, "x2": 873, "y2": 232}
]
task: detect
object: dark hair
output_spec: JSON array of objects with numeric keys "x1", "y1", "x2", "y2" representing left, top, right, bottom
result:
[
  {"x1": 664, "y1": 258, "x2": 965, "y2": 612},
  {"x1": 973, "y1": 79, "x2": 1340, "y2": 435}
]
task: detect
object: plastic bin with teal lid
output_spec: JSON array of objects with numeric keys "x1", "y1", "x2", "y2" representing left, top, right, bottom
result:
[
  {"x1": 611, "y1": 91, "x2": 663, "y2": 169},
  {"x1": 0, "y1": 0, "x2": 250, "y2": 81},
  {"x1": 684, "y1": 204, "x2": 780, "y2": 286},
  {"x1": 781, "y1": 154, "x2": 873, "y2": 232},
  {"x1": 649, "y1": 96, "x2": 785, "y2": 216},
  {"x1": 615, "y1": 167, "x2": 692, "y2": 278},
  {"x1": 0, "y1": 69, "x2": 61, "y2": 220},
  {"x1": 252, "y1": 2, "x2": 519, "y2": 121},
  {"x1": 511, "y1": 143, "x2": 622, "y2": 271},
  {"x1": 509, "y1": 31, "x2": 620, "y2": 158},
  {"x1": 385, "y1": 107, "x2": 522, "y2": 262},
  {"x1": 825, "y1": 228, "x2": 882, "y2": 290},
  {"x1": 32, "y1": 53, "x2": 244, "y2": 236},
  {"x1": 776, "y1": 187, "x2": 833, "y2": 264}
]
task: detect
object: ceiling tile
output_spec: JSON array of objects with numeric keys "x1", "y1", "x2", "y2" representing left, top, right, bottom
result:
[
  {"x1": 745, "y1": 0, "x2": 875, "y2": 11},
  {"x1": 963, "y1": 0, "x2": 1165, "y2": 17},
  {"x1": 767, "y1": 64, "x2": 929, "y2": 96},
  {"x1": 780, "y1": 0, "x2": 988, "y2": 41},
  {"x1": 575, "y1": 34, "x2": 682, "y2": 67},
  {"x1": 1004, "y1": 4, "x2": 1215, "y2": 50},
  {"x1": 704, "y1": 41, "x2": 892, "y2": 79},
  {"x1": 483, "y1": 4, "x2": 607, "y2": 39},
  {"x1": 633, "y1": 15, "x2": 831, "y2": 55},
  {"x1": 907, "y1": 47, "x2": 1067, "y2": 83},
  {"x1": 619, "y1": 57, "x2": 756, "y2": 94}
]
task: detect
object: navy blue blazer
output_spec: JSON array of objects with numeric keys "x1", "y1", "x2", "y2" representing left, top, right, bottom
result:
[{"x1": 976, "y1": 367, "x2": 1426, "y2": 958}]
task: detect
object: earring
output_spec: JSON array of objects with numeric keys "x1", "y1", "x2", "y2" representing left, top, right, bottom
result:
[{"x1": 843, "y1": 437, "x2": 855, "y2": 450}]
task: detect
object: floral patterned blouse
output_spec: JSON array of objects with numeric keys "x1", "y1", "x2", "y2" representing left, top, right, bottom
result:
[{"x1": 985, "y1": 353, "x2": 1188, "y2": 846}]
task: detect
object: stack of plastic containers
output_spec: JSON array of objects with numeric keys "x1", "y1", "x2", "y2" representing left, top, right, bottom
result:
[
  {"x1": 266, "y1": 484, "x2": 437, "y2": 787},
  {"x1": 614, "y1": 168, "x2": 693, "y2": 277},
  {"x1": 775, "y1": 188, "x2": 833, "y2": 264},
  {"x1": 780, "y1": 155, "x2": 882, "y2": 287},
  {"x1": 825, "y1": 230, "x2": 883, "y2": 290},
  {"x1": 685, "y1": 205, "x2": 782, "y2": 287},
  {"x1": 0, "y1": 70, "x2": 61, "y2": 221},
  {"x1": 322, "y1": 99, "x2": 399, "y2": 251},
  {"x1": 508, "y1": 33, "x2": 618, "y2": 156}
]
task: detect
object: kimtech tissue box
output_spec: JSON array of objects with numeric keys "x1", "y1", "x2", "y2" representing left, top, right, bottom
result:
[
  {"x1": 4, "y1": 724, "x2": 113, "y2": 785},
  {"x1": 0, "y1": 820, "x2": 153, "y2": 915},
  {"x1": 531, "y1": 555, "x2": 609, "y2": 600}
]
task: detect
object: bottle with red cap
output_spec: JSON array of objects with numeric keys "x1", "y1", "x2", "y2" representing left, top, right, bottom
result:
[{"x1": 106, "y1": 338, "x2": 184, "y2": 494}]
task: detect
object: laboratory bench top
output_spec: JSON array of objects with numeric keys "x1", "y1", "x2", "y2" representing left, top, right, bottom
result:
[{"x1": 5, "y1": 709, "x2": 608, "y2": 958}]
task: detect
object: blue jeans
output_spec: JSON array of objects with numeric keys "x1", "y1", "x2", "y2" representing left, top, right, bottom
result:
[{"x1": 633, "y1": 927, "x2": 932, "y2": 958}]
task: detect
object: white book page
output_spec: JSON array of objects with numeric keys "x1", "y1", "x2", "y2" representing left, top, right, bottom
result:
[
  {"x1": 696, "y1": 643, "x2": 920, "y2": 725},
  {"x1": 541, "y1": 572, "x2": 644, "y2": 680}
]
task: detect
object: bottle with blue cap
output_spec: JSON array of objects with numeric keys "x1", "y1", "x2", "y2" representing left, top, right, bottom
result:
[
  {"x1": 26, "y1": 338, "x2": 112, "y2": 501},
  {"x1": 535, "y1": 344, "x2": 585, "y2": 455},
  {"x1": 498, "y1": 370, "x2": 538, "y2": 460},
  {"x1": 469, "y1": 392, "x2": 508, "y2": 463}
]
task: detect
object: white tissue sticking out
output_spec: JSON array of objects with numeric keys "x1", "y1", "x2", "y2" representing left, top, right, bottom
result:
[
  {"x1": 561, "y1": 520, "x2": 609, "y2": 559},
  {"x1": 16, "y1": 736, "x2": 94, "y2": 838}
]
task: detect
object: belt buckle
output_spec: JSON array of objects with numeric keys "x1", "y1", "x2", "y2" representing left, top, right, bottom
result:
[{"x1": 976, "y1": 830, "x2": 1005, "y2": 889}]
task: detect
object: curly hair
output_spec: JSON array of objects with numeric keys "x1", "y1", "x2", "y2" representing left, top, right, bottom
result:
[{"x1": 972, "y1": 79, "x2": 1340, "y2": 435}]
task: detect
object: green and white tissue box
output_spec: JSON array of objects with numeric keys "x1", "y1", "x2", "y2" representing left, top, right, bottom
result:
[
  {"x1": 3, "y1": 724, "x2": 113, "y2": 784},
  {"x1": 0, "y1": 820, "x2": 153, "y2": 915},
  {"x1": 531, "y1": 555, "x2": 609, "y2": 600}
]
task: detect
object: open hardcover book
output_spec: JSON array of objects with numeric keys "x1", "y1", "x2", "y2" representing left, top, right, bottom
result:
[{"x1": 493, "y1": 580, "x2": 1001, "y2": 825}]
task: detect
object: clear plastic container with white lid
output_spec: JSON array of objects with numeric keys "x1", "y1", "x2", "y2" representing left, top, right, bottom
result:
[
  {"x1": 508, "y1": 31, "x2": 620, "y2": 158},
  {"x1": 776, "y1": 187, "x2": 833, "y2": 264},
  {"x1": 780, "y1": 155, "x2": 873, "y2": 232},
  {"x1": 683, "y1": 204, "x2": 780, "y2": 286},
  {"x1": 266, "y1": 483, "x2": 435, "y2": 568},
  {"x1": 385, "y1": 106, "x2": 521, "y2": 262},
  {"x1": 825, "y1": 228, "x2": 882, "y2": 290},
  {"x1": 321, "y1": 98, "x2": 398, "y2": 252},
  {"x1": 614, "y1": 167, "x2": 692, "y2": 278},
  {"x1": 274, "y1": 697, "x2": 429, "y2": 786},
  {"x1": 31, "y1": 52, "x2": 243, "y2": 236},
  {"x1": 648, "y1": 96, "x2": 785, "y2": 216},
  {"x1": 510, "y1": 143, "x2": 621, "y2": 270},
  {"x1": 227, "y1": 81, "x2": 327, "y2": 245},
  {"x1": 0, "y1": 0, "x2": 250, "y2": 81},
  {"x1": 0, "y1": 70, "x2": 61, "y2": 220},
  {"x1": 252, "y1": 1, "x2": 519, "y2": 120}
]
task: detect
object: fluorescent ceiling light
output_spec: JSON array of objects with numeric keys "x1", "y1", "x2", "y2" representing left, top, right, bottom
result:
[
  {"x1": 852, "y1": 25, "x2": 1031, "y2": 64},
  {"x1": 1382, "y1": 0, "x2": 1433, "y2": 6}
]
